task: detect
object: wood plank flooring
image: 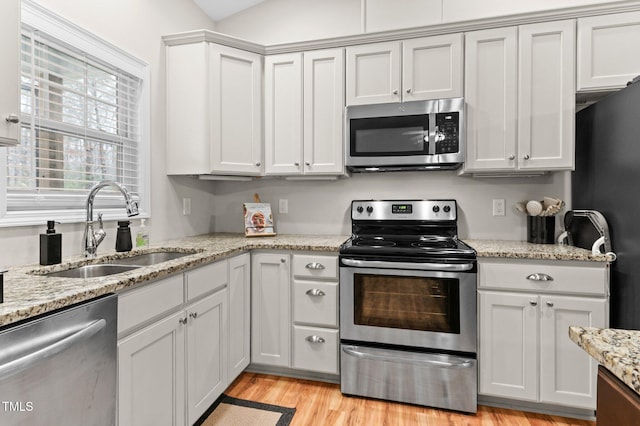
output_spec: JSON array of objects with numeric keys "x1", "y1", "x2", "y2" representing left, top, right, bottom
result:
[{"x1": 225, "y1": 372, "x2": 596, "y2": 426}]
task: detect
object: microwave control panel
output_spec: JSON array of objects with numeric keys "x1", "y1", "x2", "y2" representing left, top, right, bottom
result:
[{"x1": 435, "y1": 112, "x2": 459, "y2": 154}]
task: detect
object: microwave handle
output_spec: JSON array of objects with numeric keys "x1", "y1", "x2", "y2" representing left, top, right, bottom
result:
[
  {"x1": 341, "y1": 258, "x2": 474, "y2": 272},
  {"x1": 428, "y1": 113, "x2": 437, "y2": 155}
]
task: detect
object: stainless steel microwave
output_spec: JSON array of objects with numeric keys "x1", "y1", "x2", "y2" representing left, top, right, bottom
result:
[{"x1": 345, "y1": 98, "x2": 464, "y2": 172}]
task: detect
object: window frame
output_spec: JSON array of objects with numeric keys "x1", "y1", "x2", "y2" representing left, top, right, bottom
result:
[{"x1": 0, "y1": 0, "x2": 150, "y2": 227}]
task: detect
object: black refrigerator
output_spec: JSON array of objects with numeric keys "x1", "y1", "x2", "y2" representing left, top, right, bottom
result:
[{"x1": 574, "y1": 78, "x2": 640, "y2": 330}]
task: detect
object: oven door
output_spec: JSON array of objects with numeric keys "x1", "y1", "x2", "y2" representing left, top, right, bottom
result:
[{"x1": 340, "y1": 259, "x2": 476, "y2": 354}]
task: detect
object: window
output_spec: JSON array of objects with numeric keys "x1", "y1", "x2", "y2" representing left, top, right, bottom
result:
[{"x1": 0, "y1": 1, "x2": 150, "y2": 226}]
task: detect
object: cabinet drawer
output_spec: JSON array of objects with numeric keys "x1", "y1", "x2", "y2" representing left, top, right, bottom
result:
[
  {"x1": 293, "y1": 280, "x2": 338, "y2": 327},
  {"x1": 292, "y1": 254, "x2": 338, "y2": 280},
  {"x1": 479, "y1": 259, "x2": 607, "y2": 296},
  {"x1": 292, "y1": 326, "x2": 339, "y2": 374},
  {"x1": 118, "y1": 274, "x2": 184, "y2": 335},
  {"x1": 186, "y1": 260, "x2": 228, "y2": 302}
]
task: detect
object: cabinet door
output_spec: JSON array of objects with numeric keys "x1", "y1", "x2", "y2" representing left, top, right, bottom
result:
[
  {"x1": 539, "y1": 295, "x2": 606, "y2": 409},
  {"x1": 403, "y1": 34, "x2": 463, "y2": 101},
  {"x1": 0, "y1": 0, "x2": 20, "y2": 146},
  {"x1": 346, "y1": 42, "x2": 401, "y2": 105},
  {"x1": 118, "y1": 311, "x2": 186, "y2": 426},
  {"x1": 518, "y1": 20, "x2": 575, "y2": 171},
  {"x1": 578, "y1": 11, "x2": 640, "y2": 91},
  {"x1": 479, "y1": 290, "x2": 538, "y2": 402},
  {"x1": 186, "y1": 289, "x2": 228, "y2": 425},
  {"x1": 264, "y1": 53, "x2": 303, "y2": 175},
  {"x1": 251, "y1": 253, "x2": 291, "y2": 366},
  {"x1": 464, "y1": 27, "x2": 518, "y2": 172},
  {"x1": 228, "y1": 253, "x2": 251, "y2": 382},
  {"x1": 210, "y1": 44, "x2": 263, "y2": 175},
  {"x1": 303, "y1": 48, "x2": 345, "y2": 175}
]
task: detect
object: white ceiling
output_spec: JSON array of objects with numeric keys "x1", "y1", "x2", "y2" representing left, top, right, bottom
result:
[{"x1": 193, "y1": 0, "x2": 266, "y2": 21}]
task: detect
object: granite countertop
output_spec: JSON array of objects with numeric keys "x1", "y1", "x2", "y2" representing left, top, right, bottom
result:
[
  {"x1": 0, "y1": 235, "x2": 609, "y2": 329},
  {"x1": 569, "y1": 326, "x2": 640, "y2": 396},
  {"x1": 0, "y1": 233, "x2": 348, "y2": 328},
  {"x1": 464, "y1": 239, "x2": 611, "y2": 262}
]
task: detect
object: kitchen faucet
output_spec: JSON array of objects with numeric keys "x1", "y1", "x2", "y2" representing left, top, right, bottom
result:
[{"x1": 83, "y1": 180, "x2": 139, "y2": 258}]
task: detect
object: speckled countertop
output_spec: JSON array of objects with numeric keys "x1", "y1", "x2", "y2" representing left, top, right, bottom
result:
[
  {"x1": 569, "y1": 326, "x2": 640, "y2": 396},
  {"x1": 0, "y1": 233, "x2": 347, "y2": 328},
  {"x1": 465, "y1": 239, "x2": 611, "y2": 262},
  {"x1": 0, "y1": 235, "x2": 608, "y2": 329}
]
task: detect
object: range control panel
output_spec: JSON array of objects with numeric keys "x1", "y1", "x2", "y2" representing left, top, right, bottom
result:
[{"x1": 352, "y1": 200, "x2": 457, "y2": 221}]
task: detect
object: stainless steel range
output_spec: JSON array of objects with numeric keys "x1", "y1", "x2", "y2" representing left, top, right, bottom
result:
[{"x1": 339, "y1": 199, "x2": 477, "y2": 413}]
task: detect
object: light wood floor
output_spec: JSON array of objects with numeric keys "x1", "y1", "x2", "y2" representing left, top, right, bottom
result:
[{"x1": 225, "y1": 372, "x2": 596, "y2": 426}]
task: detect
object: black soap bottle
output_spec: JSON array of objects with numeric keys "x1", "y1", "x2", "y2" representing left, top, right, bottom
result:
[
  {"x1": 116, "y1": 221, "x2": 133, "y2": 252},
  {"x1": 40, "y1": 220, "x2": 62, "y2": 265}
]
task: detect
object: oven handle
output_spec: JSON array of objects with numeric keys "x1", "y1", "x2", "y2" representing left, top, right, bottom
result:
[
  {"x1": 341, "y1": 258, "x2": 474, "y2": 271},
  {"x1": 342, "y1": 346, "x2": 473, "y2": 369}
]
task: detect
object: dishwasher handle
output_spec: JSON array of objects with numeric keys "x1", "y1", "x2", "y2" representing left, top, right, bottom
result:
[{"x1": 0, "y1": 318, "x2": 106, "y2": 379}]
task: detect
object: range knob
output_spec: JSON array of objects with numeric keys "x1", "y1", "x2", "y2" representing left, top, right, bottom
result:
[
  {"x1": 356, "y1": 206, "x2": 364, "y2": 213},
  {"x1": 366, "y1": 206, "x2": 374, "y2": 214},
  {"x1": 432, "y1": 205, "x2": 440, "y2": 213},
  {"x1": 443, "y1": 205, "x2": 451, "y2": 213}
]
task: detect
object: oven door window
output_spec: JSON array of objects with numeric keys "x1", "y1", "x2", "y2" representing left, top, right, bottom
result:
[
  {"x1": 353, "y1": 273, "x2": 460, "y2": 334},
  {"x1": 350, "y1": 115, "x2": 429, "y2": 157}
]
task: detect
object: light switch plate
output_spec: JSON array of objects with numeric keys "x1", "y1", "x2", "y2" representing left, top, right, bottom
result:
[
  {"x1": 279, "y1": 199, "x2": 288, "y2": 214},
  {"x1": 493, "y1": 199, "x2": 505, "y2": 216}
]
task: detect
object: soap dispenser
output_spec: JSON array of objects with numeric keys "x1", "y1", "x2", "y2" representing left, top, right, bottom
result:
[{"x1": 40, "y1": 220, "x2": 62, "y2": 265}]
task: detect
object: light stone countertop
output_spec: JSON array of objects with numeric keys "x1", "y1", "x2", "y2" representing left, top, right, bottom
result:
[
  {"x1": 569, "y1": 326, "x2": 640, "y2": 396},
  {"x1": 0, "y1": 235, "x2": 609, "y2": 328}
]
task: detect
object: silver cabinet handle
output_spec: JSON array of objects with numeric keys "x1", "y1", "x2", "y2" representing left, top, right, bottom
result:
[
  {"x1": 189, "y1": 312, "x2": 198, "y2": 319},
  {"x1": 0, "y1": 319, "x2": 105, "y2": 379},
  {"x1": 406, "y1": 88, "x2": 412, "y2": 93},
  {"x1": 5, "y1": 114, "x2": 19, "y2": 124},
  {"x1": 523, "y1": 154, "x2": 530, "y2": 160},
  {"x1": 294, "y1": 162, "x2": 299, "y2": 166},
  {"x1": 255, "y1": 162, "x2": 261, "y2": 167},
  {"x1": 305, "y1": 335, "x2": 325, "y2": 344},
  {"x1": 179, "y1": 317, "x2": 188, "y2": 325},
  {"x1": 305, "y1": 262, "x2": 325, "y2": 270},
  {"x1": 546, "y1": 301, "x2": 554, "y2": 307},
  {"x1": 305, "y1": 161, "x2": 310, "y2": 166},
  {"x1": 280, "y1": 257, "x2": 287, "y2": 263},
  {"x1": 305, "y1": 288, "x2": 325, "y2": 297},
  {"x1": 530, "y1": 300, "x2": 538, "y2": 306},
  {"x1": 526, "y1": 273, "x2": 553, "y2": 281},
  {"x1": 392, "y1": 90, "x2": 398, "y2": 95},
  {"x1": 508, "y1": 154, "x2": 515, "y2": 160}
]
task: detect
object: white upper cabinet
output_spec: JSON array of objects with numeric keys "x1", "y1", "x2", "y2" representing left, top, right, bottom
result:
[
  {"x1": 464, "y1": 20, "x2": 575, "y2": 173},
  {"x1": 265, "y1": 49, "x2": 344, "y2": 176},
  {"x1": 346, "y1": 41, "x2": 401, "y2": 105},
  {"x1": 346, "y1": 35, "x2": 463, "y2": 105},
  {"x1": 577, "y1": 11, "x2": 640, "y2": 91},
  {"x1": 166, "y1": 41, "x2": 263, "y2": 176},
  {"x1": 0, "y1": 0, "x2": 20, "y2": 146}
]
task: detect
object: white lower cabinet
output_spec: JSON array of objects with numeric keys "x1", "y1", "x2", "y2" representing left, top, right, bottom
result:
[
  {"x1": 117, "y1": 255, "x2": 250, "y2": 426},
  {"x1": 478, "y1": 258, "x2": 609, "y2": 410},
  {"x1": 251, "y1": 251, "x2": 340, "y2": 376}
]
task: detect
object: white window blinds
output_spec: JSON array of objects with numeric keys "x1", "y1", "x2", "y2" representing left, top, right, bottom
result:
[{"x1": 6, "y1": 26, "x2": 142, "y2": 211}]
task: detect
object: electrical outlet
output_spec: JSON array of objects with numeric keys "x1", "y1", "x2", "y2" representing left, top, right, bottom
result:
[
  {"x1": 493, "y1": 199, "x2": 506, "y2": 216},
  {"x1": 183, "y1": 197, "x2": 191, "y2": 216},
  {"x1": 279, "y1": 199, "x2": 288, "y2": 214}
]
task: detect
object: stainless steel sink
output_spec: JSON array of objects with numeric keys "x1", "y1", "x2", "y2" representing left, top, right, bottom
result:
[
  {"x1": 44, "y1": 264, "x2": 140, "y2": 279},
  {"x1": 106, "y1": 251, "x2": 193, "y2": 266}
]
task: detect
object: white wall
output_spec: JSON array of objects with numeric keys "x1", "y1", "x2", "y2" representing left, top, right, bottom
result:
[
  {"x1": 216, "y1": 0, "x2": 621, "y2": 43},
  {"x1": 213, "y1": 172, "x2": 571, "y2": 241},
  {"x1": 0, "y1": 0, "x2": 218, "y2": 267}
]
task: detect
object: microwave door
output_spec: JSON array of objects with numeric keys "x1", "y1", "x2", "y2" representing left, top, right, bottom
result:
[{"x1": 349, "y1": 115, "x2": 429, "y2": 160}]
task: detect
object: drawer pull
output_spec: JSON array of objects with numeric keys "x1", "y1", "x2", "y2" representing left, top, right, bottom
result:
[
  {"x1": 546, "y1": 301, "x2": 554, "y2": 307},
  {"x1": 305, "y1": 262, "x2": 325, "y2": 270},
  {"x1": 526, "y1": 273, "x2": 553, "y2": 282},
  {"x1": 305, "y1": 335, "x2": 325, "y2": 344},
  {"x1": 305, "y1": 288, "x2": 326, "y2": 297},
  {"x1": 529, "y1": 301, "x2": 538, "y2": 306},
  {"x1": 189, "y1": 312, "x2": 198, "y2": 319}
]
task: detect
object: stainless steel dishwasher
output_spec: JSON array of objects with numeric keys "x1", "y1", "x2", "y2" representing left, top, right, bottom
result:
[{"x1": 0, "y1": 294, "x2": 117, "y2": 425}]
